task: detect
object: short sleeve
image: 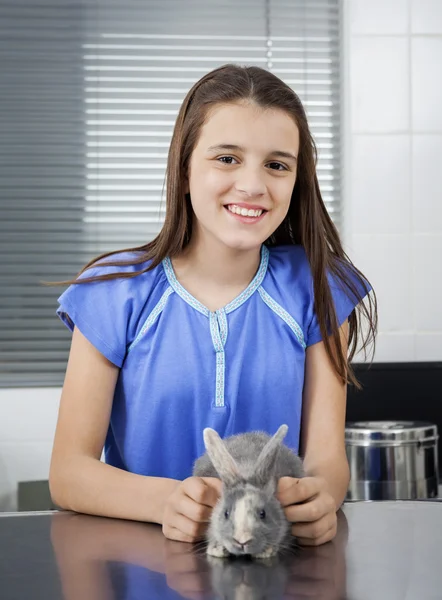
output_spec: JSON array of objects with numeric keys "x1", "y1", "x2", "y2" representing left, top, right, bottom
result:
[
  {"x1": 306, "y1": 263, "x2": 372, "y2": 347},
  {"x1": 56, "y1": 254, "x2": 157, "y2": 367}
]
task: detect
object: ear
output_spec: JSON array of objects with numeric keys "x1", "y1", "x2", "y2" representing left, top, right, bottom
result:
[
  {"x1": 253, "y1": 424, "x2": 288, "y2": 485},
  {"x1": 203, "y1": 428, "x2": 241, "y2": 486}
]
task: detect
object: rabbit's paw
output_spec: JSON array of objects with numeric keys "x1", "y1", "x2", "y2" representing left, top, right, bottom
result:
[
  {"x1": 254, "y1": 546, "x2": 277, "y2": 559},
  {"x1": 207, "y1": 541, "x2": 230, "y2": 558}
]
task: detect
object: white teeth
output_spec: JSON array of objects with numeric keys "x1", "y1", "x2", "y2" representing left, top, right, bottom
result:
[{"x1": 227, "y1": 205, "x2": 263, "y2": 218}]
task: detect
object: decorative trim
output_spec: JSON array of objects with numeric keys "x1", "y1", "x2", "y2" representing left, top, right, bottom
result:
[
  {"x1": 162, "y1": 244, "x2": 270, "y2": 316},
  {"x1": 215, "y1": 350, "x2": 226, "y2": 408},
  {"x1": 258, "y1": 287, "x2": 306, "y2": 349},
  {"x1": 162, "y1": 258, "x2": 209, "y2": 316},
  {"x1": 210, "y1": 311, "x2": 227, "y2": 407},
  {"x1": 127, "y1": 287, "x2": 173, "y2": 353},
  {"x1": 209, "y1": 311, "x2": 223, "y2": 352},
  {"x1": 217, "y1": 308, "x2": 228, "y2": 346},
  {"x1": 225, "y1": 245, "x2": 270, "y2": 314}
]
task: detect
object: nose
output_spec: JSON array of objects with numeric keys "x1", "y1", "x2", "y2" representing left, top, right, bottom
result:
[
  {"x1": 235, "y1": 167, "x2": 266, "y2": 198},
  {"x1": 233, "y1": 537, "x2": 253, "y2": 549}
]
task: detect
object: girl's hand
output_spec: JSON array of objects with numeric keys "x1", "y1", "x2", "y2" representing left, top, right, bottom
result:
[
  {"x1": 276, "y1": 476, "x2": 337, "y2": 546},
  {"x1": 162, "y1": 476, "x2": 222, "y2": 543}
]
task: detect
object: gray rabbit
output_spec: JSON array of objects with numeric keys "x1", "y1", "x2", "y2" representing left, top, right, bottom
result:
[{"x1": 192, "y1": 424, "x2": 305, "y2": 559}]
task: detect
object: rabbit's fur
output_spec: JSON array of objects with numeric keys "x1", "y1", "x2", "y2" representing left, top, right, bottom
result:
[{"x1": 192, "y1": 424, "x2": 304, "y2": 559}]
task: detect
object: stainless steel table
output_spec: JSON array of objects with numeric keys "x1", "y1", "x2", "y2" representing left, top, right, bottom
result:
[{"x1": 0, "y1": 501, "x2": 441, "y2": 599}]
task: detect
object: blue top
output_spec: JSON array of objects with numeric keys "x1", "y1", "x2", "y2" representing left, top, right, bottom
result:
[{"x1": 56, "y1": 244, "x2": 367, "y2": 480}]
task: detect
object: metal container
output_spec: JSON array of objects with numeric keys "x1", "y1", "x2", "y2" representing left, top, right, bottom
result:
[{"x1": 345, "y1": 420, "x2": 439, "y2": 501}]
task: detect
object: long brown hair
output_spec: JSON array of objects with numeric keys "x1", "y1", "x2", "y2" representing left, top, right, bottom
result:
[{"x1": 49, "y1": 64, "x2": 377, "y2": 388}]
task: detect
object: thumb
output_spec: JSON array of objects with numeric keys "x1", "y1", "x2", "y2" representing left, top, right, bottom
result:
[
  {"x1": 201, "y1": 477, "x2": 223, "y2": 504},
  {"x1": 276, "y1": 476, "x2": 301, "y2": 503},
  {"x1": 277, "y1": 476, "x2": 294, "y2": 493}
]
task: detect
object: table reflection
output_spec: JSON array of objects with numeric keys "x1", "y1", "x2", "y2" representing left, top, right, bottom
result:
[{"x1": 50, "y1": 510, "x2": 348, "y2": 599}]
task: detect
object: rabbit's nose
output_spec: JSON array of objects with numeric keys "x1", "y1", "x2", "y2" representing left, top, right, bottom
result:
[{"x1": 234, "y1": 537, "x2": 253, "y2": 549}]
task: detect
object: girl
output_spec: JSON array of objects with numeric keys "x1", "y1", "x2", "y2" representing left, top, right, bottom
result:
[{"x1": 49, "y1": 64, "x2": 377, "y2": 548}]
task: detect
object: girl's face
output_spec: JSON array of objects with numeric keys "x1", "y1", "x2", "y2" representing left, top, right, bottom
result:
[{"x1": 185, "y1": 101, "x2": 299, "y2": 253}]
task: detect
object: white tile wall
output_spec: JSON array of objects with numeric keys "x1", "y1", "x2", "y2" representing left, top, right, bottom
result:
[
  {"x1": 350, "y1": 234, "x2": 413, "y2": 333},
  {"x1": 411, "y1": 37, "x2": 442, "y2": 131},
  {"x1": 367, "y1": 333, "x2": 415, "y2": 362},
  {"x1": 411, "y1": 0, "x2": 442, "y2": 35},
  {"x1": 351, "y1": 0, "x2": 409, "y2": 35},
  {"x1": 344, "y1": 0, "x2": 442, "y2": 363},
  {"x1": 350, "y1": 37, "x2": 409, "y2": 133},
  {"x1": 413, "y1": 235, "x2": 442, "y2": 331},
  {"x1": 412, "y1": 136, "x2": 442, "y2": 233},
  {"x1": 351, "y1": 135, "x2": 411, "y2": 235},
  {"x1": 1, "y1": 0, "x2": 442, "y2": 511},
  {"x1": 415, "y1": 334, "x2": 442, "y2": 361}
]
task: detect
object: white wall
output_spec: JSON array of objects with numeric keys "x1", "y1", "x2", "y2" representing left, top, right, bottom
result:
[
  {"x1": 0, "y1": 388, "x2": 60, "y2": 511},
  {"x1": 1, "y1": 0, "x2": 441, "y2": 511},
  {"x1": 343, "y1": 0, "x2": 442, "y2": 362}
]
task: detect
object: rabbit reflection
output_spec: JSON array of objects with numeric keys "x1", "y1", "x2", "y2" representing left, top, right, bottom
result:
[
  {"x1": 50, "y1": 509, "x2": 348, "y2": 600},
  {"x1": 207, "y1": 554, "x2": 288, "y2": 600}
]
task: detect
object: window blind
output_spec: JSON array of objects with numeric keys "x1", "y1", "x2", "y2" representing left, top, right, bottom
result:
[{"x1": 0, "y1": 0, "x2": 341, "y2": 387}]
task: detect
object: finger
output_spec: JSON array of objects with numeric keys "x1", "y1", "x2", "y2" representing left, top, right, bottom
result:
[
  {"x1": 276, "y1": 476, "x2": 302, "y2": 502},
  {"x1": 164, "y1": 512, "x2": 207, "y2": 541},
  {"x1": 284, "y1": 494, "x2": 335, "y2": 523},
  {"x1": 291, "y1": 513, "x2": 336, "y2": 539},
  {"x1": 295, "y1": 522, "x2": 337, "y2": 547},
  {"x1": 185, "y1": 477, "x2": 221, "y2": 508},
  {"x1": 163, "y1": 524, "x2": 198, "y2": 544},
  {"x1": 277, "y1": 477, "x2": 323, "y2": 507},
  {"x1": 177, "y1": 493, "x2": 214, "y2": 524},
  {"x1": 201, "y1": 476, "x2": 223, "y2": 496}
]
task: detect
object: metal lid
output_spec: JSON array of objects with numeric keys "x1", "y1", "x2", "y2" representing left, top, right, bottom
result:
[{"x1": 345, "y1": 420, "x2": 439, "y2": 445}]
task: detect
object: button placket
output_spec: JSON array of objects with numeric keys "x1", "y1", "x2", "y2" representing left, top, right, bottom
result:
[{"x1": 209, "y1": 309, "x2": 228, "y2": 407}]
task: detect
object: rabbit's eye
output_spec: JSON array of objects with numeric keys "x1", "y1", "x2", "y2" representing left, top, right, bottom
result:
[
  {"x1": 224, "y1": 510, "x2": 230, "y2": 519},
  {"x1": 259, "y1": 509, "x2": 266, "y2": 519}
]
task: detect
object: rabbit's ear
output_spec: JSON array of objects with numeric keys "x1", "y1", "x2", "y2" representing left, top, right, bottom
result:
[
  {"x1": 253, "y1": 424, "x2": 288, "y2": 484},
  {"x1": 203, "y1": 428, "x2": 241, "y2": 486}
]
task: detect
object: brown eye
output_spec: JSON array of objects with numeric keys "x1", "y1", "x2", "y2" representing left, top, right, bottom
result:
[
  {"x1": 268, "y1": 162, "x2": 287, "y2": 171},
  {"x1": 218, "y1": 156, "x2": 237, "y2": 165}
]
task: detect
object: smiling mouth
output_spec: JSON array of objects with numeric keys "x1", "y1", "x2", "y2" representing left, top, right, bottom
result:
[{"x1": 225, "y1": 204, "x2": 267, "y2": 218}]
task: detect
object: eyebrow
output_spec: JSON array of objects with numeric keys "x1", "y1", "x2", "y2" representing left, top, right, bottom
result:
[{"x1": 207, "y1": 144, "x2": 297, "y2": 162}]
